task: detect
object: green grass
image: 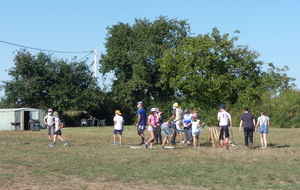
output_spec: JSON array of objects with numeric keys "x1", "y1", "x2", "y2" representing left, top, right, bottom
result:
[{"x1": 0, "y1": 126, "x2": 299, "y2": 189}]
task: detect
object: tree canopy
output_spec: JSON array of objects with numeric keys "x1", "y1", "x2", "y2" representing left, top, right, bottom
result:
[{"x1": 2, "y1": 49, "x2": 101, "y2": 112}]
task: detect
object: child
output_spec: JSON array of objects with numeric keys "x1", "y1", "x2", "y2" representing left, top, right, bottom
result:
[
  {"x1": 144, "y1": 108, "x2": 157, "y2": 149},
  {"x1": 255, "y1": 110, "x2": 270, "y2": 149},
  {"x1": 112, "y1": 110, "x2": 124, "y2": 146},
  {"x1": 49, "y1": 111, "x2": 67, "y2": 147},
  {"x1": 160, "y1": 121, "x2": 175, "y2": 148},
  {"x1": 182, "y1": 109, "x2": 193, "y2": 146},
  {"x1": 191, "y1": 113, "x2": 204, "y2": 148}
]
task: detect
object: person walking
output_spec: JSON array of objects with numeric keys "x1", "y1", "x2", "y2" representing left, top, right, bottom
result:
[
  {"x1": 144, "y1": 108, "x2": 158, "y2": 149},
  {"x1": 255, "y1": 111, "x2": 270, "y2": 149},
  {"x1": 49, "y1": 111, "x2": 67, "y2": 147},
  {"x1": 154, "y1": 106, "x2": 163, "y2": 145},
  {"x1": 112, "y1": 110, "x2": 124, "y2": 146},
  {"x1": 217, "y1": 104, "x2": 232, "y2": 148},
  {"x1": 168, "y1": 102, "x2": 184, "y2": 145},
  {"x1": 44, "y1": 108, "x2": 55, "y2": 141},
  {"x1": 136, "y1": 101, "x2": 148, "y2": 145},
  {"x1": 239, "y1": 107, "x2": 256, "y2": 148}
]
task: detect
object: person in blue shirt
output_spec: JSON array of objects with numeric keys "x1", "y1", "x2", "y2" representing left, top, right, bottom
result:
[
  {"x1": 135, "y1": 101, "x2": 148, "y2": 145},
  {"x1": 182, "y1": 109, "x2": 193, "y2": 146}
]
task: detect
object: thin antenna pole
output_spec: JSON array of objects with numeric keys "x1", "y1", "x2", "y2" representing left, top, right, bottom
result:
[{"x1": 93, "y1": 50, "x2": 98, "y2": 78}]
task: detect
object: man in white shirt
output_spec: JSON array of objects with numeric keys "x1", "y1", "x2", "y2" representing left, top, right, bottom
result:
[{"x1": 217, "y1": 104, "x2": 232, "y2": 148}]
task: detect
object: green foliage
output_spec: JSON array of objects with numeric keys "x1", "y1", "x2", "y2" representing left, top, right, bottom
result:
[
  {"x1": 100, "y1": 16, "x2": 190, "y2": 121},
  {"x1": 1, "y1": 49, "x2": 102, "y2": 113}
]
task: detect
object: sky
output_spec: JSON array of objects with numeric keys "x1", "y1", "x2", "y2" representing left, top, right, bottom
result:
[{"x1": 1, "y1": 0, "x2": 300, "y2": 98}]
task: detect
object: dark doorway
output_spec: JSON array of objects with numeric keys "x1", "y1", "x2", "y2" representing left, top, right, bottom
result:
[{"x1": 24, "y1": 111, "x2": 30, "y2": 130}]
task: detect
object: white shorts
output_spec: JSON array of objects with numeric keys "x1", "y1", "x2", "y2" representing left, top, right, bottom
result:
[
  {"x1": 148, "y1": 125, "x2": 156, "y2": 131},
  {"x1": 175, "y1": 120, "x2": 183, "y2": 131}
]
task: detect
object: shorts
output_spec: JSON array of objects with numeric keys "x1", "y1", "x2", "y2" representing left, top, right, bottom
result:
[
  {"x1": 175, "y1": 120, "x2": 183, "y2": 131},
  {"x1": 137, "y1": 125, "x2": 145, "y2": 133},
  {"x1": 148, "y1": 125, "x2": 156, "y2": 132},
  {"x1": 47, "y1": 125, "x2": 54, "y2": 135},
  {"x1": 54, "y1": 130, "x2": 62, "y2": 136},
  {"x1": 192, "y1": 129, "x2": 202, "y2": 137},
  {"x1": 259, "y1": 125, "x2": 268, "y2": 134},
  {"x1": 114, "y1": 130, "x2": 123, "y2": 135},
  {"x1": 162, "y1": 127, "x2": 173, "y2": 137},
  {"x1": 219, "y1": 125, "x2": 229, "y2": 140}
]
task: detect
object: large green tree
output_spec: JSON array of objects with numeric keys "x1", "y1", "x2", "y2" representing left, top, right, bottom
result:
[
  {"x1": 158, "y1": 28, "x2": 294, "y2": 110},
  {"x1": 100, "y1": 16, "x2": 190, "y2": 115},
  {"x1": 2, "y1": 49, "x2": 101, "y2": 112}
]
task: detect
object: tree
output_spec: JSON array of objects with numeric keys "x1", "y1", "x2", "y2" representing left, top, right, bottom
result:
[
  {"x1": 158, "y1": 28, "x2": 294, "y2": 110},
  {"x1": 2, "y1": 49, "x2": 101, "y2": 112},
  {"x1": 100, "y1": 16, "x2": 191, "y2": 117}
]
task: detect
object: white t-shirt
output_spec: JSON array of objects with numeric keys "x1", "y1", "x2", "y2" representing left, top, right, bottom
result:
[
  {"x1": 218, "y1": 111, "x2": 231, "y2": 126},
  {"x1": 258, "y1": 116, "x2": 269, "y2": 126},
  {"x1": 44, "y1": 114, "x2": 54, "y2": 126},
  {"x1": 191, "y1": 119, "x2": 200, "y2": 132},
  {"x1": 113, "y1": 114, "x2": 124, "y2": 130},
  {"x1": 54, "y1": 117, "x2": 61, "y2": 131}
]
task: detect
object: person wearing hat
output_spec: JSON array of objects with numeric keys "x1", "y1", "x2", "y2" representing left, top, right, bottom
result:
[
  {"x1": 112, "y1": 110, "x2": 124, "y2": 146},
  {"x1": 143, "y1": 108, "x2": 158, "y2": 149},
  {"x1": 217, "y1": 104, "x2": 232, "y2": 148},
  {"x1": 44, "y1": 108, "x2": 55, "y2": 141},
  {"x1": 136, "y1": 101, "x2": 148, "y2": 145},
  {"x1": 49, "y1": 111, "x2": 67, "y2": 147},
  {"x1": 168, "y1": 102, "x2": 184, "y2": 145}
]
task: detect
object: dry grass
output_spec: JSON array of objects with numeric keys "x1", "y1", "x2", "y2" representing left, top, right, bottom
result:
[{"x1": 0, "y1": 126, "x2": 299, "y2": 190}]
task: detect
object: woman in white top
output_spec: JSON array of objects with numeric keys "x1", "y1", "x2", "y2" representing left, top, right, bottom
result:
[{"x1": 255, "y1": 110, "x2": 270, "y2": 149}]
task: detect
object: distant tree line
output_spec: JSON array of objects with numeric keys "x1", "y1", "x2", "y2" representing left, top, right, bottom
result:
[{"x1": 1, "y1": 16, "x2": 299, "y2": 127}]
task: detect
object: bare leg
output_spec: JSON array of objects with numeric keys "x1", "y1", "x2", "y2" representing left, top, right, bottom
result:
[{"x1": 113, "y1": 134, "x2": 116, "y2": 143}]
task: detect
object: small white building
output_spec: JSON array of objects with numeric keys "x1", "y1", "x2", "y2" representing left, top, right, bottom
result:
[{"x1": 0, "y1": 108, "x2": 45, "y2": 131}]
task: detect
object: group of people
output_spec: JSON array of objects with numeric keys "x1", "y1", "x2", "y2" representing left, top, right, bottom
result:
[
  {"x1": 112, "y1": 101, "x2": 270, "y2": 149},
  {"x1": 44, "y1": 108, "x2": 67, "y2": 147}
]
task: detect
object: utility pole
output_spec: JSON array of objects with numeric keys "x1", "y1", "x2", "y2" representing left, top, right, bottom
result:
[{"x1": 93, "y1": 50, "x2": 98, "y2": 79}]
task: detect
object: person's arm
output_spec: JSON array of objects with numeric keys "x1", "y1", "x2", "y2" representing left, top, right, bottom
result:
[
  {"x1": 239, "y1": 120, "x2": 243, "y2": 132},
  {"x1": 267, "y1": 118, "x2": 270, "y2": 125},
  {"x1": 136, "y1": 114, "x2": 141, "y2": 127},
  {"x1": 255, "y1": 118, "x2": 260, "y2": 131},
  {"x1": 229, "y1": 118, "x2": 233, "y2": 129},
  {"x1": 169, "y1": 114, "x2": 175, "y2": 122},
  {"x1": 44, "y1": 116, "x2": 47, "y2": 125}
]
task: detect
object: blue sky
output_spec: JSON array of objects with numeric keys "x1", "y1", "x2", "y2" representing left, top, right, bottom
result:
[{"x1": 1, "y1": 0, "x2": 300, "y2": 98}]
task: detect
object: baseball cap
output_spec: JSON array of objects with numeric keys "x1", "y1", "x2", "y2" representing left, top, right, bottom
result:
[
  {"x1": 173, "y1": 102, "x2": 179, "y2": 107},
  {"x1": 115, "y1": 110, "x2": 122, "y2": 115},
  {"x1": 192, "y1": 113, "x2": 198, "y2": 118},
  {"x1": 47, "y1": 108, "x2": 53, "y2": 112},
  {"x1": 150, "y1": 108, "x2": 157, "y2": 112},
  {"x1": 137, "y1": 101, "x2": 144, "y2": 106},
  {"x1": 220, "y1": 104, "x2": 226, "y2": 109}
]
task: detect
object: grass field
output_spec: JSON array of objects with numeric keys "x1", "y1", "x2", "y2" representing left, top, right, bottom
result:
[{"x1": 0, "y1": 126, "x2": 299, "y2": 190}]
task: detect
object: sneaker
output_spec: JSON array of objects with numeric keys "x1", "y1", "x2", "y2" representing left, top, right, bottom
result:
[
  {"x1": 120, "y1": 144, "x2": 123, "y2": 146},
  {"x1": 145, "y1": 138, "x2": 149, "y2": 143},
  {"x1": 225, "y1": 142, "x2": 231, "y2": 147},
  {"x1": 139, "y1": 142, "x2": 144, "y2": 145},
  {"x1": 111, "y1": 143, "x2": 117, "y2": 145},
  {"x1": 143, "y1": 143, "x2": 148, "y2": 149},
  {"x1": 180, "y1": 140, "x2": 185, "y2": 144},
  {"x1": 171, "y1": 141, "x2": 176, "y2": 145},
  {"x1": 49, "y1": 143, "x2": 54, "y2": 147},
  {"x1": 63, "y1": 142, "x2": 68, "y2": 147}
]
